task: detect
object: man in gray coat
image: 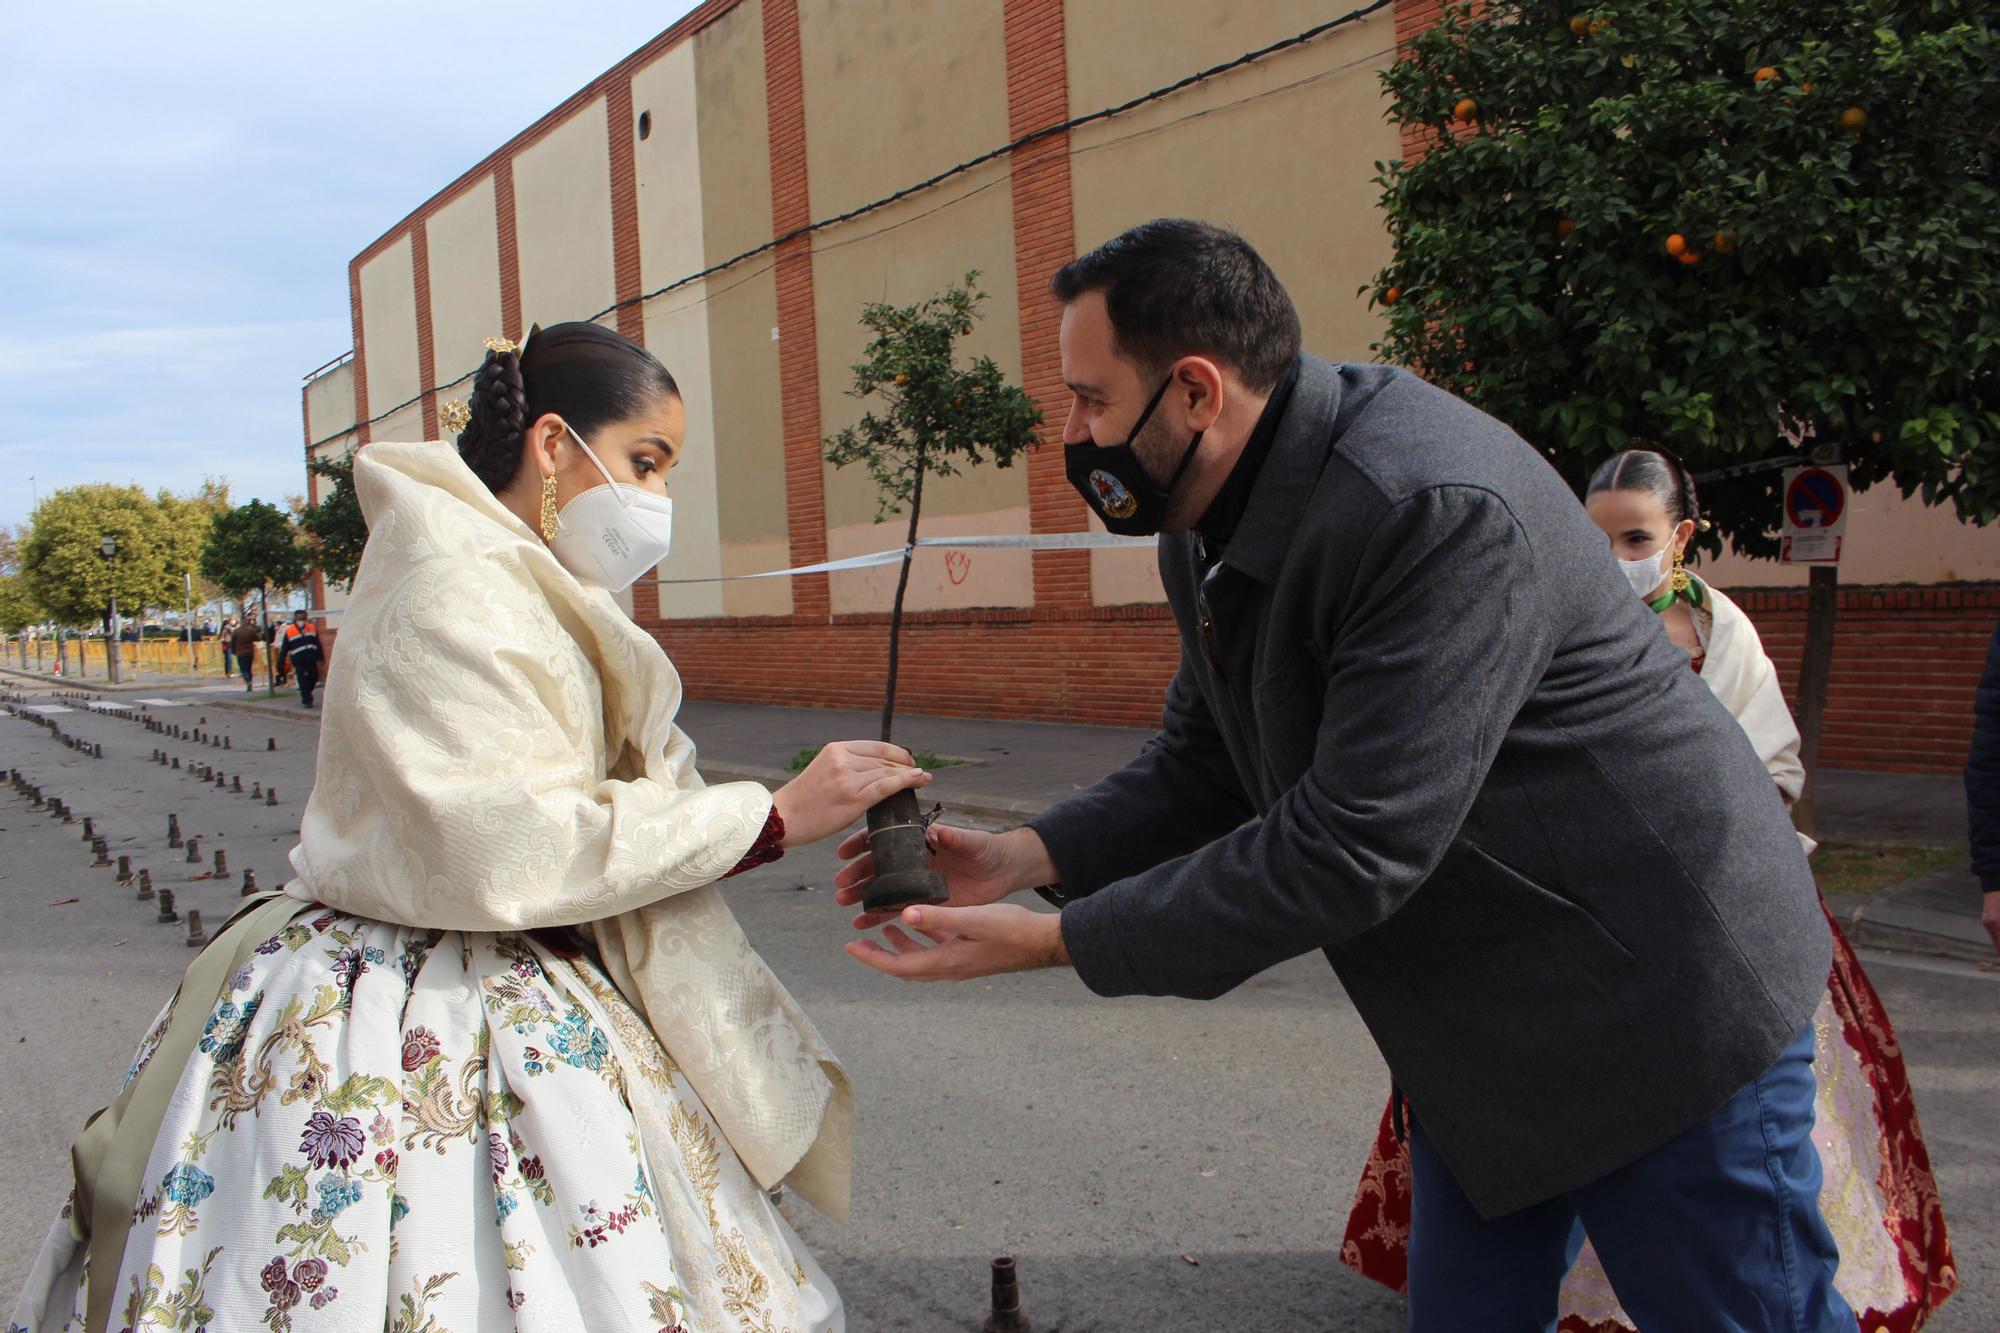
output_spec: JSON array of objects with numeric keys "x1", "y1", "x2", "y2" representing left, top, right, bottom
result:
[{"x1": 837, "y1": 219, "x2": 1851, "y2": 1330}]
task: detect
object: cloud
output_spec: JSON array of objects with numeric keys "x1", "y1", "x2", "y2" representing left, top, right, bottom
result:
[{"x1": 0, "y1": 0, "x2": 702, "y2": 525}]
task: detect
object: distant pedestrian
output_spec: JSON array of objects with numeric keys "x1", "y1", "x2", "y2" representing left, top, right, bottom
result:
[
  {"x1": 282, "y1": 609, "x2": 322, "y2": 707},
  {"x1": 1970, "y1": 621, "x2": 2000, "y2": 956},
  {"x1": 218, "y1": 616, "x2": 236, "y2": 676},
  {"x1": 228, "y1": 616, "x2": 259, "y2": 691},
  {"x1": 267, "y1": 616, "x2": 289, "y2": 686}
]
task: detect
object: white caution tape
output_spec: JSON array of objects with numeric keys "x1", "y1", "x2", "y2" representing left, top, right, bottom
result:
[{"x1": 647, "y1": 532, "x2": 1158, "y2": 584}]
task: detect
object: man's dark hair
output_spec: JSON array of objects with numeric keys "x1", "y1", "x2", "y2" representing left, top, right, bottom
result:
[{"x1": 1051, "y1": 219, "x2": 1302, "y2": 392}]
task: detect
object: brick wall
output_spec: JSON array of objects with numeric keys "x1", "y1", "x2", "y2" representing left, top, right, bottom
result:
[
  {"x1": 656, "y1": 605, "x2": 1183, "y2": 729},
  {"x1": 1733, "y1": 585, "x2": 1997, "y2": 774}
]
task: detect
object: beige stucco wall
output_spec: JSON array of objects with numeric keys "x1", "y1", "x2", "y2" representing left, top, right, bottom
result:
[
  {"x1": 633, "y1": 42, "x2": 724, "y2": 619},
  {"x1": 1706, "y1": 485, "x2": 2000, "y2": 588},
  {"x1": 696, "y1": 0, "x2": 792, "y2": 617},
  {"x1": 357, "y1": 235, "x2": 420, "y2": 432},
  {"x1": 304, "y1": 360, "x2": 357, "y2": 444},
  {"x1": 1067, "y1": 0, "x2": 1400, "y2": 605},
  {"x1": 426, "y1": 176, "x2": 504, "y2": 401},
  {"x1": 373, "y1": 404, "x2": 424, "y2": 446},
  {"x1": 514, "y1": 98, "x2": 616, "y2": 334},
  {"x1": 798, "y1": 0, "x2": 1031, "y2": 613}
]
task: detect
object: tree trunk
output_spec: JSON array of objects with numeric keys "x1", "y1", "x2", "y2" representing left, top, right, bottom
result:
[
  {"x1": 1790, "y1": 563, "x2": 1840, "y2": 840},
  {"x1": 879, "y1": 443, "x2": 927, "y2": 745}
]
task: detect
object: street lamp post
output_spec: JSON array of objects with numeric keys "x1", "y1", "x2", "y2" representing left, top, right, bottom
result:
[{"x1": 99, "y1": 535, "x2": 120, "y2": 685}]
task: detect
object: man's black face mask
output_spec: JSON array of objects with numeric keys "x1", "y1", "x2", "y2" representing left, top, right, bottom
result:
[{"x1": 1064, "y1": 375, "x2": 1203, "y2": 536}]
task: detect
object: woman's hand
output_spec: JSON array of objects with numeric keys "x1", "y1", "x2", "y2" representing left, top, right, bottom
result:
[
  {"x1": 771, "y1": 741, "x2": 931, "y2": 848},
  {"x1": 833, "y1": 823, "x2": 1053, "y2": 929}
]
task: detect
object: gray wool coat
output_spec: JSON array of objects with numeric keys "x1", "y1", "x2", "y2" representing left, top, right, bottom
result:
[{"x1": 1033, "y1": 356, "x2": 1829, "y2": 1218}]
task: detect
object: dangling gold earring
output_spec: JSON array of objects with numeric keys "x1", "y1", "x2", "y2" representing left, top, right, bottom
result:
[
  {"x1": 539, "y1": 473, "x2": 560, "y2": 542},
  {"x1": 1669, "y1": 545, "x2": 1691, "y2": 593}
]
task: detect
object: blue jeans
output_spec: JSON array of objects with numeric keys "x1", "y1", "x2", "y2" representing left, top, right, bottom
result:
[{"x1": 1407, "y1": 1022, "x2": 1853, "y2": 1332}]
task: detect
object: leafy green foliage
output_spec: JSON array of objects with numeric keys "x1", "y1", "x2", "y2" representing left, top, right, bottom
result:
[
  {"x1": 18, "y1": 484, "x2": 176, "y2": 626},
  {"x1": 300, "y1": 452, "x2": 368, "y2": 590},
  {"x1": 200, "y1": 499, "x2": 309, "y2": 606},
  {"x1": 824, "y1": 272, "x2": 1042, "y2": 521},
  {"x1": 155, "y1": 476, "x2": 230, "y2": 604},
  {"x1": 1372, "y1": 0, "x2": 1999, "y2": 555},
  {"x1": 0, "y1": 575, "x2": 36, "y2": 633}
]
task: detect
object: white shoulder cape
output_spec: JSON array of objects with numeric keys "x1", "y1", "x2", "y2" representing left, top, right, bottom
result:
[
  {"x1": 286, "y1": 442, "x2": 850, "y2": 1218},
  {"x1": 1698, "y1": 581, "x2": 1807, "y2": 807}
]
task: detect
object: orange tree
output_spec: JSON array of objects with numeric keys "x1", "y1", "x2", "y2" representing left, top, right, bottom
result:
[{"x1": 1372, "y1": 0, "x2": 1998, "y2": 799}]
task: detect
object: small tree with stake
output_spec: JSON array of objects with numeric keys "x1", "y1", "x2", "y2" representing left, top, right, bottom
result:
[
  {"x1": 1372, "y1": 0, "x2": 1999, "y2": 828},
  {"x1": 824, "y1": 271, "x2": 1042, "y2": 908},
  {"x1": 201, "y1": 500, "x2": 311, "y2": 691}
]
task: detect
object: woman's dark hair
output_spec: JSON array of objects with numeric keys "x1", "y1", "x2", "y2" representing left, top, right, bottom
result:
[
  {"x1": 1050, "y1": 218, "x2": 1302, "y2": 392},
  {"x1": 455, "y1": 321, "x2": 680, "y2": 493},
  {"x1": 1586, "y1": 442, "x2": 1703, "y2": 531}
]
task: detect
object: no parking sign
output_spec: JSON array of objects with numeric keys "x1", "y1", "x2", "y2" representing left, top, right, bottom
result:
[{"x1": 1780, "y1": 465, "x2": 1848, "y2": 564}]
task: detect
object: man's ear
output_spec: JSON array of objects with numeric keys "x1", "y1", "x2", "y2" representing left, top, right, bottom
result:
[{"x1": 1177, "y1": 357, "x2": 1227, "y2": 432}]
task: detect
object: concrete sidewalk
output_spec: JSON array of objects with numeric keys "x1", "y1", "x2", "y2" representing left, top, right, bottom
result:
[{"x1": 14, "y1": 670, "x2": 1983, "y2": 960}]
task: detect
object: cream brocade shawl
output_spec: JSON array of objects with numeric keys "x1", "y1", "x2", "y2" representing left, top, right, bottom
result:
[
  {"x1": 286, "y1": 441, "x2": 851, "y2": 1219},
  {"x1": 1696, "y1": 580, "x2": 1806, "y2": 805}
]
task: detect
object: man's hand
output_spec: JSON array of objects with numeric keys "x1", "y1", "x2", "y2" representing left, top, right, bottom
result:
[
  {"x1": 833, "y1": 823, "x2": 1054, "y2": 928},
  {"x1": 1983, "y1": 890, "x2": 2000, "y2": 957},
  {"x1": 844, "y1": 903, "x2": 1071, "y2": 981}
]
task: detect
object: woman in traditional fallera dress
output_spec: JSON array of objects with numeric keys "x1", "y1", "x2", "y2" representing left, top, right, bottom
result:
[
  {"x1": 11, "y1": 323, "x2": 935, "y2": 1333},
  {"x1": 1338, "y1": 447, "x2": 1956, "y2": 1332}
]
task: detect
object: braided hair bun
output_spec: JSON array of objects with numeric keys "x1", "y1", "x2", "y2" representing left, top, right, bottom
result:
[
  {"x1": 456, "y1": 345, "x2": 530, "y2": 492},
  {"x1": 450, "y1": 323, "x2": 681, "y2": 496}
]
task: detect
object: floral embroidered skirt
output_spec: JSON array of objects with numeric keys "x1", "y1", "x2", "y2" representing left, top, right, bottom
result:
[
  {"x1": 1337, "y1": 903, "x2": 1956, "y2": 1332},
  {"x1": 10, "y1": 907, "x2": 843, "y2": 1332}
]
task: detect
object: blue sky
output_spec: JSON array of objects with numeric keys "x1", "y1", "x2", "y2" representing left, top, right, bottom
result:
[{"x1": 0, "y1": 1, "x2": 701, "y2": 531}]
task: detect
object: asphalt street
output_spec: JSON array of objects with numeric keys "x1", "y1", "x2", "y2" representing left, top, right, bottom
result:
[{"x1": 2, "y1": 685, "x2": 1995, "y2": 1330}]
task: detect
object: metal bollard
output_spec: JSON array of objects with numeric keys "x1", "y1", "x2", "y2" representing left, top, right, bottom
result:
[
  {"x1": 267, "y1": 737, "x2": 276, "y2": 751},
  {"x1": 982, "y1": 1257, "x2": 1029, "y2": 1333},
  {"x1": 137, "y1": 868, "x2": 154, "y2": 901},
  {"x1": 185, "y1": 911, "x2": 208, "y2": 948},
  {"x1": 231, "y1": 775, "x2": 242, "y2": 793},
  {"x1": 251, "y1": 782, "x2": 263, "y2": 799},
  {"x1": 241, "y1": 868, "x2": 259, "y2": 896},
  {"x1": 92, "y1": 837, "x2": 111, "y2": 867},
  {"x1": 117, "y1": 854, "x2": 133, "y2": 885},
  {"x1": 81, "y1": 816, "x2": 94, "y2": 841},
  {"x1": 214, "y1": 771, "x2": 226, "y2": 788},
  {"x1": 172, "y1": 757, "x2": 181, "y2": 770},
  {"x1": 93, "y1": 742, "x2": 103, "y2": 758},
  {"x1": 156, "y1": 889, "x2": 178, "y2": 924},
  {"x1": 224, "y1": 735, "x2": 232, "y2": 750},
  {"x1": 61, "y1": 801, "x2": 75, "y2": 823},
  {"x1": 214, "y1": 848, "x2": 228, "y2": 876},
  {"x1": 266, "y1": 788, "x2": 277, "y2": 806},
  {"x1": 185, "y1": 837, "x2": 202, "y2": 864},
  {"x1": 168, "y1": 814, "x2": 182, "y2": 847}
]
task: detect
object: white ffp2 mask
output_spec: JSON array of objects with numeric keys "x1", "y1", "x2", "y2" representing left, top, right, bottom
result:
[
  {"x1": 544, "y1": 423, "x2": 674, "y2": 593},
  {"x1": 1617, "y1": 545, "x2": 1672, "y2": 598}
]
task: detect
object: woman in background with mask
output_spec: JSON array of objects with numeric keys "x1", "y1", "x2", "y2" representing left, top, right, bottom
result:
[
  {"x1": 1338, "y1": 445, "x2": 1956, "y2": 1333},
  {"x1": 14, "y1": 324, "x2": 917, "y2": 1332}
]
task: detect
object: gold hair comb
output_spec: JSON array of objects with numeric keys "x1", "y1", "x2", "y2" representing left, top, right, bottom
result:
[
  {"x1": 483, "y1": 336, "x2": 520, "y2": 355},
  {"x1": 439, "y1": 399, "x2": 471, "y2": 434}
]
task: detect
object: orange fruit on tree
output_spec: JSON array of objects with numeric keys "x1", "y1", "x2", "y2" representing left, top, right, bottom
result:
[
  {"x1": 1453, "y1": 97, "x2": 1479, "y2": 124},
  {"x1": 1555, "y1": 218, "x2": 1575, "y2": 240},
  {"x1": 1664, "y1": 233, "x2": 1688, "y2": 256},
  {"x1": 1678, "y1": 249, "x2": 1703, "y2": 266},
  {"x1": 1840, "y1": 106, "x2": 1868, "y2": 133},
  {"x1": 1754, "y1": 66, "x2": 1780, "y2": 84},
  {"x1": 1801, "y1": 82, "x2": 1815, "y2": 94},
  {"x1": 1383, "y1": 286, "x2": 1401, "y2": 306},
  {"x1": 1712, "y1": 231, "x2": 1735, "y2": 254},
  {"x1": 1570, "y1": 14, "x2": 1590, "y2": 36},
  {"x1": 1587, "y1": 18, "x2": 1606, "y2": 35},
  {"x1": 894, "y1": 373, "x2": 908, "y2": 384}
]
